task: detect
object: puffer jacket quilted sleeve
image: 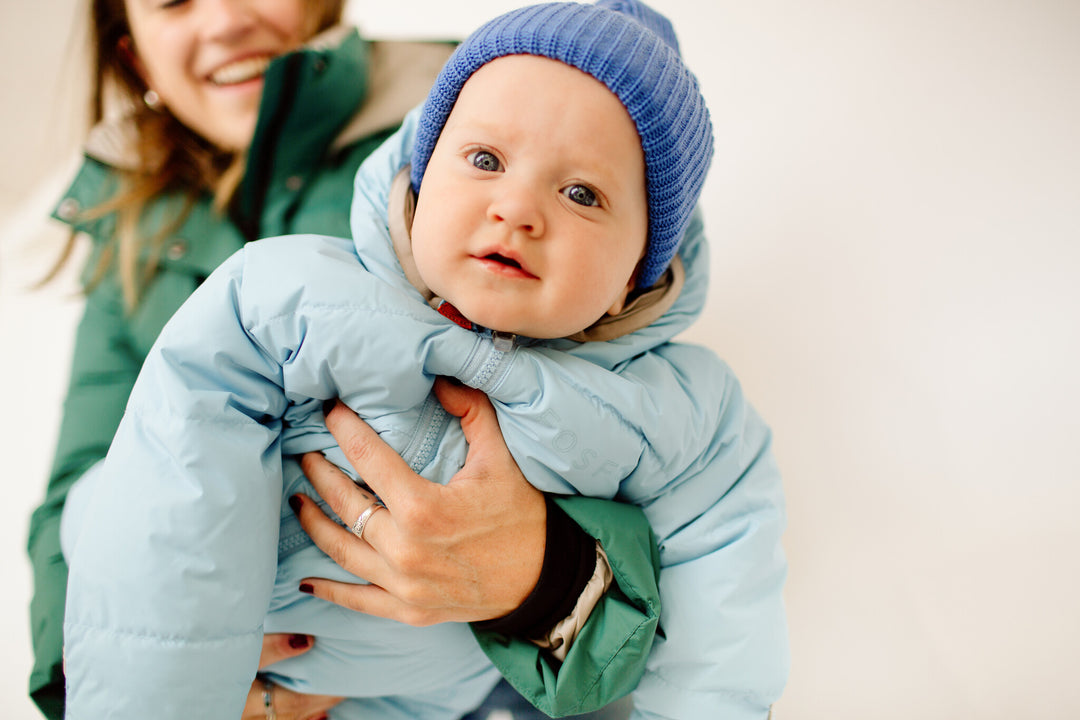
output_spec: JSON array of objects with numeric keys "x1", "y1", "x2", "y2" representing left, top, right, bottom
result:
[
  {"x1": 61, "y1": 229, "x2": 475, "y2": 718},
  {"x1": 62, "y1": 248, "x2": 296, "y2": 719}
]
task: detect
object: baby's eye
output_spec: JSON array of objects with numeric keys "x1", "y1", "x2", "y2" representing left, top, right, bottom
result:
[
  {"x1": 468, "y1": 151, "x2": 501, "y2": 172},
  {"x1": 563, "y1": 184, "x2": 599, "y2": 207}
]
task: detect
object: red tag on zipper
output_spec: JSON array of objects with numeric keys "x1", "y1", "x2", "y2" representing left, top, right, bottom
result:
[{"x1": 436, "y1": 300, "x2": 474, "y2": 330}]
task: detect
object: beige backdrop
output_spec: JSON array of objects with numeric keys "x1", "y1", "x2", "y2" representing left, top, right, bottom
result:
[{"x1": 2, "y1": 1, "x2": 1078, "y2": 718}]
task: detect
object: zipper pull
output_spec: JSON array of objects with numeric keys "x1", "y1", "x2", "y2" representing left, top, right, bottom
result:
[{"x1": 491, "y1": 331, "x2": 518, "y2": 352}]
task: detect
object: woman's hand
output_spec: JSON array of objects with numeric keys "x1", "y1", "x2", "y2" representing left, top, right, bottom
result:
[
  {"x1": 241, "y1": 634, "x2": 344, "y2": 720},
  {"x1": 293, "y1": 378, "x2": 547, "y2": 626}
]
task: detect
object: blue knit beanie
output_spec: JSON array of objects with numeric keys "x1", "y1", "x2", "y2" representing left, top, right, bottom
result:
[{"x1": 410, "y1": 0, "x2": 713, "y2": 289}]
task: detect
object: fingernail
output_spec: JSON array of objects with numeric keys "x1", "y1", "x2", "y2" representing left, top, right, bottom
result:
[
  {"x1": 299, "y1": 583, "x2": 314, "y2": 594},
  {"x1": 288, "y1": 495, "x2": 303, "y2": 513},
  {"x1": 288, "y1": 633, "x2": 310, "y2": 649},
  {"x1": 322, "y1": 398, "x2": 336, "y2": 415}
]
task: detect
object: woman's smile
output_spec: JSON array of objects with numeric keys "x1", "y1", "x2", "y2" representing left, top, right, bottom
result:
[
  {"x1": 207, "y1": 54, "x2": 274, "y2": 87},
  {"x1": 125, "y1": 0, "x2": 309, "y2": 150}
]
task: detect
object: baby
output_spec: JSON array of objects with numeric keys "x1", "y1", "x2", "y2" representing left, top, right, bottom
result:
[{"x1": 64, "y1": 2, "x2": 786, "y2": 719}]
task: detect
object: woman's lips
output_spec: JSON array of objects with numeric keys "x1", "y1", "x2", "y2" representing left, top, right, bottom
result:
[{"x1": 209, "y1": 55, "x2": 273, "y2": 86}]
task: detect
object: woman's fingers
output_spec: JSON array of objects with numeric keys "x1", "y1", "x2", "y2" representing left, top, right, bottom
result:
[
  {"x1": 294, "y1": 577, "x2": 465, "y2": 627},
  {"x1": 298, "y1": 392, "x2": 545, "y2": 624},
  {"x1": 432, "y1": 378, "x2": 521, "y2": 479},
  {"x1": 247, "y1": 634, "x2": 343, "y2": 720},
  {"x1": 434, "y1": 377, "x2": 546, "y2": 525},
  {"x1": 322, "y1": 400, "x2": 435, "y2": 509},
  {"x1": 297, "y1": 451, "x2": 379, "y2": 528},
  {"x1": 258, "y1": 633, "x2": 313, "y2": 669},
  {"x1": 432, "y1": 377, "x2": 499, "y2": 442},
  {"x1": 289, "y1": 487, "x2": 389, "y2": 587}
]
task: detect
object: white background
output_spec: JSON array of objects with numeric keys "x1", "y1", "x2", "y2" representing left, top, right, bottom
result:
[{"x1": 2, "y1": 1, "x2": 1078, "y2": 718}]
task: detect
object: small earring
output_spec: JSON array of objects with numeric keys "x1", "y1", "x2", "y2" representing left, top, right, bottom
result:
[{"x1": 143, "y1": 89, "x2": 161, "y2": 110}]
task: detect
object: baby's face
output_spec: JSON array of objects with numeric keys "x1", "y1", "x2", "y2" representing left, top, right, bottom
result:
[{"x1": 410, "y1": 55, "x2": 648, "y2": 339}]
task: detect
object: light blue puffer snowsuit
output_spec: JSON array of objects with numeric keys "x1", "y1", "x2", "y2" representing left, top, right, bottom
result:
[{"x1": 63, "y1": 108, "x2": 788, "y2": 720}]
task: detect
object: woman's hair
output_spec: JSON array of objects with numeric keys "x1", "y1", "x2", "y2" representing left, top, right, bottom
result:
[{"x1": 52, "y1": 0, "x2": 345, "y2": 309}]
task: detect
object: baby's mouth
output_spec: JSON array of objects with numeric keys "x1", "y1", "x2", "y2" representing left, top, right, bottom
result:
[
  {"x1": 485, "y1": 253, "x2": 522, "y2": 269},
  {"x1": 478, "y1": 252, "x2": 538, "y2": 279}
]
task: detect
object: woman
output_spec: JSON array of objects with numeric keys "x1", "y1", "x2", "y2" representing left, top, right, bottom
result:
[{"x1": 28, "y1": 1, "x2": 662, "y2": 719}]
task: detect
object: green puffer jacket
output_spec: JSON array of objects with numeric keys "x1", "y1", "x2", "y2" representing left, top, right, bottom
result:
[{"x1": 26, "y1": 28, "x2": 661, "y2": 720}]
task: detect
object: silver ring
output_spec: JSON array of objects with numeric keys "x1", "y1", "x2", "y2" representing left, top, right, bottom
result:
[
  {"x1": 350, "y1": 500, "x2": 386, "y2": 541},
  {"x1": 262, "y1": 678, "x2": 276, "y2": 720}
]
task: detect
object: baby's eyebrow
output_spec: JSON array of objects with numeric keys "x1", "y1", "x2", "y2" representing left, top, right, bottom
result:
[{"x1": 443, "y1": 113, "x2": 504, "y2": 135}]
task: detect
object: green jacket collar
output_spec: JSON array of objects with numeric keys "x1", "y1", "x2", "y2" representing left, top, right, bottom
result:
[{"x1": 236, "y1": 27, "x2": 370, "y2": 236}]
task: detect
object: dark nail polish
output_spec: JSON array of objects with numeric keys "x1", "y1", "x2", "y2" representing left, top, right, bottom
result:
[
  {"x1": 288, "y1": 633, "x2": 310, "y2": 649},
  {"x1": 299, "y1": 583, "x2": 314, "y2": 594},
  {"x1": 288, "y1": 495, "x2": 303, "y2": 513},
  {"x1": 322, "y1": 398, "x2": 336, "y2": 415}
]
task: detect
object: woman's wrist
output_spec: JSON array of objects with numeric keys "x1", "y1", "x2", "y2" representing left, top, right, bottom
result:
[{"x1": 473, "y1": 495, "x2": 597, "y2": 639}]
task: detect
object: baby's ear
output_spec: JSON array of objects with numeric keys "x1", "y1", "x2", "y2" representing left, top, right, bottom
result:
[{"x1": 605, "y1": 267, "x2": 639, "y2": 317}]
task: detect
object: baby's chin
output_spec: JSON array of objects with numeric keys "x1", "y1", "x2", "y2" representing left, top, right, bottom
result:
[
  {"x1": 448, "y1": 294, "x2": 606, "y2": 340},
  {"x1": 463, "y1": 309, "x2": 580, "y2": 340},
  {"x1": 487, "y1": 321, "x2": 596, "y2": 341}
]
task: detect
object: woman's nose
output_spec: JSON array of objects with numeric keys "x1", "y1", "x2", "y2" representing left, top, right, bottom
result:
[{"x1": 200, "y1": 0, "x2": 257, "y2": 41}]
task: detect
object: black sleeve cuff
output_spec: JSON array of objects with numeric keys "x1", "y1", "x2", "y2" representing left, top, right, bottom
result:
[{"x1": 473, "y1": 495, "x2": 596, "y2": 639}]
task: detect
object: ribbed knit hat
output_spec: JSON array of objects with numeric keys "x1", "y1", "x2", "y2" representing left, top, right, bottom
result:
[{"x1": 410, "y1": 0, "x2": 713, "y2": 289}]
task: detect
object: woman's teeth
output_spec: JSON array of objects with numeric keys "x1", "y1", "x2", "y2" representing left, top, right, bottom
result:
[{"x1": 210, "y1": 56, "x2": 272, "y2": 86}]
